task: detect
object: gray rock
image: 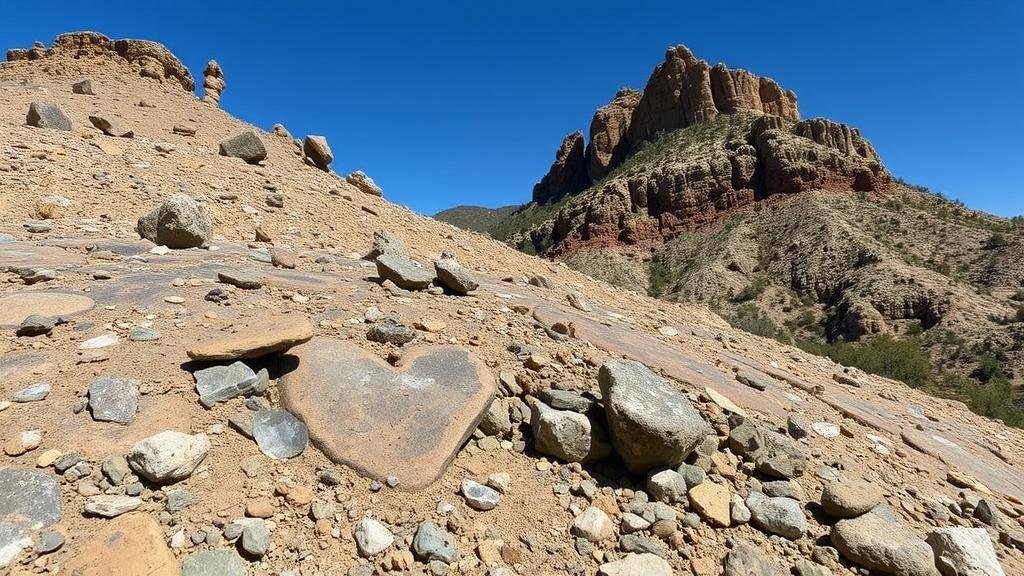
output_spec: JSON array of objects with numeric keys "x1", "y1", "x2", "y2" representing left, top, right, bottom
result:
[
  {"x1": 735, "y1": 368, "x2": 773, "y2": 391},
  {"x1": 792, "y1": 559, "x2": 834, "y2": 576},
  {"x1": 88, "y1": 376, "x2": 140, "y2": 424},
  {"x1": 364, "y1": 230, "x2": 406, "y2": 260},
  {"x1": 746, "y1": 493, "x2": 806, "y2": 540},
  {"x1": 0, "y1": 468, "x2": 62, "y2": 529},
  {"x1": 13, "y1": 382, "x2": 50, "y2": 402},
  {"x1": 787, "y1": 415, "x2": 810, "y2": 439},
  {"x1": 101, "y1": 455, "x2": 131, "y2": 485},
  {"x1": 16, "y1": 315, "x2": 54, "y2": 337},
  {"x1": 84, "y1": 495, "x2": 141, "y2": 517},
  {"x1": 537, "y1": 388, "x2": 595, "y2": 413},
  {"x1": 181, "y1": 549, "x2": 246, "y2": 576},
  {"x1": 927, "y1": 527, "x2": 1005, "y2": 576},
  {"x1": 731, "y1": 494, "x2": 751, "y2": 525},
  {"x1": 0, "y1": 523, "x2": 30, "y2": 569},
  {"x1": 434, "y1": 257, "x2": 478, "y2": 294},
  {"x1": 973, "y1": 499, "x2": 1000, "y2": 527},
  {"x1": 219, "y1": 131, "x2": 267, "y2": 164},
  {"x1": 762, "y1": 479, "x2": 805, "y2": 500},
  {"x1": 723, "y1": 542, "x2": 788, "y2": 576},
  {"x1": 366, "y1": 318, "x2": 416, "y2": 346},
  {"x1": 137, "y1": 194, "x2": 213, "y2": 249},
  {"x1": 128, "y1": 326, "x2": 161, "y2": 341},
  {"x1": 354, "y1": 517, "x2": 394, "y2": 557},
  {"x1": 831, "y1": 512, "x2": 937, "y2": 576},
  {"x1": 573, "y1": 506, "x2": 615, "y2": 542},
  {"x1": 240, "y1": 520, "x2": 270, "y2": 558},
  {"x1": 252, "y1": 410, "x2": 308, "y2": 459},
  {"x1": 530, "y1": 399, "x2": 611, "y2": 463},
  {"x1": 89, "y1": 114, "x2": 134, "y2": 137},
  {"x1": 265, "y1": 193, "x2": 285, "y2": 208},
  {"x1": 165, "y1": 489, "x2": 195, "y2": 513},
  {"x1": 756, "y1": 430, "x2": 807, "y2": 479},
  {"x1": 72, "y1": 79, "x2": 94, "y2": 95},
  {"x1": 413, "y1": 521, "x2": 458, "y2": 564},
  {"x1": 478, "y1": 399, "x2": 512, "y2": 437},
  {"x1": 26, "y1": 102, "x2": 71, "y2": 131},
  {"x1": 375, "y1": 254, "x2": 435, "y2": 290},
  {"x1": 461, "y1": 479, "x2": 501, "y2": 511},
  {"x1": 676, "y1": 463, "x2": 707, "y2": 488},
  {"x1": 193, "y1": 361, "x2": 265, "y2": 407},
  {"x1": 127, "y1": 431, "x2": 210, "y2": 483},
  {"x1": 647, "y1": 469, "x2": 689, "y2": 503},
  {"x1": 598, "y1": 359, "x2": 712, "y2": 473},
  {"x1": 36, "y1": 530, "x2": 64, "y2": 554},
  {"x1": 303, "y1": 135, "x2": 333, "y2": 170},
  {"x1": 217, "y1": 269, "x2": 263, "y2": 289},
  {"x1": 619, "y1": 533, "x2": 665, "y2": 556}
]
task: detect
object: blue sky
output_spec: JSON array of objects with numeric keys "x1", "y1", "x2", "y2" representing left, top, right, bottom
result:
[{"x1": 3, "y1": 1, "x2": 1022, "y2": 216}]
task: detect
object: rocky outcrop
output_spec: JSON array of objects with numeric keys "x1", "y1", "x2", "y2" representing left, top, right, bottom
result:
[
  {"x1": 532, "y1": 131, "x2": 588, "y2": 205},
  {"x1": 587, "y1": 89, "x2": 641, "y2": 181},
  {"x1": 6, "y1": 32, "x2": 194, "y2": 91},
  {"x1": 203, "y1": 60, "x2": 225, "y2": 106}
]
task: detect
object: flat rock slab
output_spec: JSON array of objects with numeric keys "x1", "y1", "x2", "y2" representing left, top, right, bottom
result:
[
  {"x1": 0, "y1": 468, "x2": 61, "y2": 529},
  {"x1": 63, "y1": 513, "x2": 178, "y2": 576},
  {"x1": 280, "y1": 338, "x2": 496, "y2": 490},
  {"x1": 0, "y1": 292, "x2": 95, "y2": 328},
  {"x1": 187, "y1": 316, "x2": 314, "y2": 360}
]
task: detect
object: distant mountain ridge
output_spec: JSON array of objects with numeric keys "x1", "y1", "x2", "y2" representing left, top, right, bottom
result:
[{"x1": 433, "y1": 204, "x2": 518, "y2": 234}]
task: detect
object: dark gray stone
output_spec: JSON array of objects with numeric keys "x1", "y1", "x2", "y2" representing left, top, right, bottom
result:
[
  {"x1": 746, "y1": 493, "x2": 806, "y2": 540},
  {"x1": 88, "y1": 376, "x2": 140, "y2": 424},
  {"x1": 36, "y1": 530, "x2": 64, "y2": 554},
  {"x1": 530, "y1": 399, "x2": 611, "y2": 463},
  {"x1": 16, "y1": 315, "x2": 54, "y2": 337},
  {"x1": 219, "y1": 131, "x2": 267, "y2": 164},
  {"x1": 165, "y1": 489, "x2": 195, "y2": 513},
  {"x1": 26, "y1": 102, "x2": 71, "y2": 131},
  {"x1": 434, "y1": 258, "x2": 478, "y2": 294},
  {"x1": 217, "y1": 269, "x2": 262, "y2": 289},
  {"x1": 252, "y1": 410, "x2": 308, "y2": 459},
  {"x1": 137, "y1": 194, "x2": 213, "y2": 249},
  {"x1": 375, "y1": 254, "x2": 435, "y2": 290},
  {"x1": 72, "y1": 79, "x2": 94, "y2": 95},
  {"x1": 537, "y1": 388, "x2": 595, "y2": 413},
  {"x1": 240, "y1": 520, "x2": 269, "y2": 558},
  {"x1": 413, "y1": 521, "x2": 457, "y2": 564},
  {"x1": 364, "y1": 230, "x2": 406, "y2": 260},
  {"x1": 366, "y1": 318, "x2": 416, "y2": 346}
]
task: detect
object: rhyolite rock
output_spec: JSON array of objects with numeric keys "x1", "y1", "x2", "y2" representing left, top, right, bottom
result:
[
  {"x1": 26, "y1": 102, "x2": 71, "y2": 130},
  {"x1": 598, "y1": 359, "x2": 712, "y2": 473},
  {"x1": 127, "y1": 431, "x2": 210, "y2": 484},
  {"x1": 279, "y1": 339, "x2": 496, "y2": 490},
  {"x1": 88, "y1": 376, "x2": 140, "y2": 424},
  {"x1": 927, "y1": 527, "x2": 1005, "y2": 576},
  {"x1": 434, "y1": 257, "x2": 479, "y2": 294},
  {"x1": 219, "y1": 130, "x2": 267, "y2": 164},
  {"x1": 137, "y1": 193, "x2": 213, "y2": 249}
]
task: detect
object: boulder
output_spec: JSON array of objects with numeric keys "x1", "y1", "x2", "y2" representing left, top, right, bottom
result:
[
  {"x1": 26, "y1": 102, "x2": 71, "y2": 131},
  {"x1": 89, "y1": 114, "x2": 133, "y2": 137},
  {"x1": 927, "y1": 527, "x2": 1005, "y2": 576},
  {"x1": 530, "y1": 399, "x2": 611, "y2": 463},
  {"x1": 434, "y1": 257, "x2": 479, "y2": 294},
  {"x1": 746, "y1": 493, "x2": 806, "y2": 540},
  {"x1": 88, "y1": 376, "x2": 140, "y2": 424},
  {"x1": 0, "y1": 468, "x2": 61, "y2": 529},
  {"x1": 598, "y1": 359, "x2": 712, "y2": 473},
  {"x1": 186, "y1": 316, "x2": 313, "y2": 360},
  {"x1": 137, "y1": 193, "x2": 213, "y2": 249},
  {"x1": 364, "y1": 230, "x2": 406, "y2": 260},
  {"x1": 127, "y1": 431, "x2": 210, "y2": 484},
  {"x1": 303, "y1": 135, "x2": 333, "y2": 170},
  {"x1": 831, "y1": 513, "x2": 939, "y2": 576},
  {"x1": 219, "y1": 131, "x2": 267, "y2": 164},
  {"x1": 821, "y1": 478, "x2": 883, "y2": 518},
  {"x1": 347, "y1": 170, "x2": 383, "y2": 196},
  {"x1": 375, "y1": 254, "x2": 435, "y2": 290}
]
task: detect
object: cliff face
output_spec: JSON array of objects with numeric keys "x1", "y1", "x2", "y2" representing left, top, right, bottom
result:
[{"x1": 525, "y1": 44, "x2": 889, "y2": 254}]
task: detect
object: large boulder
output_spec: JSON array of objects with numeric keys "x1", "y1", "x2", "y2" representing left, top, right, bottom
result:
[
  {"x1": 137, "y1": 194, "x2": 213, "y2": 249},
  {"x1": 303, "y1": 135, "x2": 333, "y2": 171},
  {"x1": 746, "y1": 492, "x2": 806, "y2": 540},
  {"x1": 926, "y1": 527, "x2": 1005, "y2": 576},
  {"x1": 598, "y1": 359, "x2": 711, "y2": 474},
  {"x1": 831, "y1": 513, "x2": 939, "y2": 576},
  {"x1": 529, "y1": 398, "x2": 611, "y2": 463},
  {"x1": 821, "y1": 478, "x2": 883, "y2": 518},
  {"x1": 26, "y1": 102, "x2": 71, "y2": 131},
  {"x1": 219, "y1": 131, "x2": 267, "y2": 164},
  {"x1": 89, "y1": 114, "x2": 133, "y2": 137},
  {"x1": 347, "y1": 171, "x2": 382, "y2": 196},
  {"x1": 375, "y1": 254, "x2": 435, "y2": 290}
]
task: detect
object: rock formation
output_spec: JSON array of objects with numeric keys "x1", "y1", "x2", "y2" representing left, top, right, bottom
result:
[
  {"x1": 531, "y1": 131, "x2": 589, "y2": 205},
  {"x1": 202, "y1": 60, "x2": 225, "y2": 106},
  {"x1": 6, "y1": 32, "x2": 194, "y2": 91},
  {"x1": 586, "y1": 88, "x2": 641, "y2": 181}
]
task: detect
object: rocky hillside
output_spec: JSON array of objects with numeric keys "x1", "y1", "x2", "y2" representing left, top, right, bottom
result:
[
  {"x1": 0, "y1": 32, "x2": 1022, "y2": 576},
  {"x1": 455, "y1": 45, "x2": 1023, "y2": 423}
]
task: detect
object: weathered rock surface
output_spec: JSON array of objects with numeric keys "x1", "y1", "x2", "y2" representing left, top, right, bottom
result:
[
  {"x1": 434, "y1": 257, "x2": 478, "y2": 294},
  {"x1": 927, "y1": 527, "x2": 1005, "y2": 576},
  {"x1": 219, "y1": 130, "x2": 267, "y2": 164},
  {"x1": 26, "y1": 101, "x2": 71, "y2": 130},
  {"x1": 193, "y1": 361, "x2": 266, "y2": 407},
  {"x1": 746, "y1": 492, "x2": 806, "y2": 540},
  {"x1": 186, "y1": 316, "x2": 313, "y2": 360},
  {"x1": 831, "y1": 512, "x2": 939, "y2": 576},
  {"x1": 533, "y1": 131, "x2": 589, "y2": 205},
  {"x1": 202, "y1": 59, "x2": 224, "y2": 105},
  {"x1": 0, "y1": 468, "x2": 61, "y2": 529},
  {"x1": 354, "y1": 517, "x2": 395, "y2": 557},
  {"x1": 89, "y1": 114, "x2": 133, "y2": 137},
  {"x1": 137, "y1": 193, "x2": 213, "y2": 249},
  {"x1": 598, "y1": 359, "x2": 711, "y2": 473},
  {"x1": 375, "y1": 254, "x2": 435, "y2": 290},
  {"x1": 598, "y1": 552, "x2": 672, "y2": 576},
  {"x1": 127, "y1": 431, "x2": 210, "y2": 484},
  {"x1": 821, "y1": 477, "x2": 883, "y2": 518},
  {"x1": 347, "y1": 170, "x2": 382, "y2": 196},
  {"x1": 529, "y1": 398, "x2": 611, "y2": 463},
  {"x1": 88, "y1": 376, "x2": 140, "y2": 424},
  {"x1": 303, "y1": 135, "x2": 333, "y2": 171},
  {"x1": 63, "y1": 513, "x2": 178, "y2": 576},
  {"x1": 722, "y1": 542, "x2": 788, "y2": 576},
  {"x1": 279, "y1": 338, "x2": 496, "y2": 489},
  {"x1": 252, "y1": 409, "x2": 308, "y2": 459}
]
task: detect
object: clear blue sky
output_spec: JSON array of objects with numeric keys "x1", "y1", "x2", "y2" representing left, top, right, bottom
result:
[{"x1": 4, "y1": 1, "x2": 1022, "y2": 216}]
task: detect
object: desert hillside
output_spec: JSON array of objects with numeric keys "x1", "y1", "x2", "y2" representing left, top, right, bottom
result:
[{"x1": 0, "y1": 32, "x2": 1022, "y2": 576}]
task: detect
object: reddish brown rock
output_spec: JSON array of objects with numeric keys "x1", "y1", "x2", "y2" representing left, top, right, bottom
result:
[
  {"x1": 202, "y1": 60, "x2": 225, "y2": 106},
  {"x1": 587, "y1": 88, "x2": 641, "y2": 181},
  {"x1": 62, "y1": 513, "x2": 180, "y2": 576},
  {"x1": 532, "y1": 131, "x2": 589, "y2": 205}
]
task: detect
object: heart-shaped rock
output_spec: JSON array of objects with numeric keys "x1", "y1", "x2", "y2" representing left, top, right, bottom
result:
[{"x1": 279, "y1": 338, "x2": 495, "y2": 490}]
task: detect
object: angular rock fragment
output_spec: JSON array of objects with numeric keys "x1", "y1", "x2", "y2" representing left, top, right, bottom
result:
[
  {"x1": 375, "y1": 254, "x2": 435, "y2": 290},
  {"x1": 219, "y1": 131, "x2": 267, "y2": 164},
  {"x1": 193, "y1": 361, "x2": 267, "y2": 407},
  {"x1": 529, "y1": 399, "x2": 610, "y2": 463},
  {"x1": 137, "y1": 193, "x2": 213, "y2": 249},
  {"x1": 88, "y1": 376, "x2": 140, "y2": 424},
  {"x1": 127, "y1": 431, "x2": 210, "y2": 483},
  {"x1": 252, "y1": 409, "x2": 308, "y2": 459},
  {"x1": 303, "y1": 135, "x2": 333, "y2": 170},
  {"x1": 26, "y1": 102, "x2": 71, "y2": 131}
]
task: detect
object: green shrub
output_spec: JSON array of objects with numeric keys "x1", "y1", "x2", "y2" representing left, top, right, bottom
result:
[
  {"x1": 983, "y1": 232, "x2": 1010, "y2": 250},
  {"x1": 724, "y1": 304, "x2": 790, "y2": 343},
  {"x1": 797, "y1": 334, "x2": 932, "y2": 388}
]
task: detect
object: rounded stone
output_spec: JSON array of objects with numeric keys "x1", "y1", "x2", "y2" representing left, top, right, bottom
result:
[{"x1": 252, "y1": 410, "x2": 308, "y2": 459}]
